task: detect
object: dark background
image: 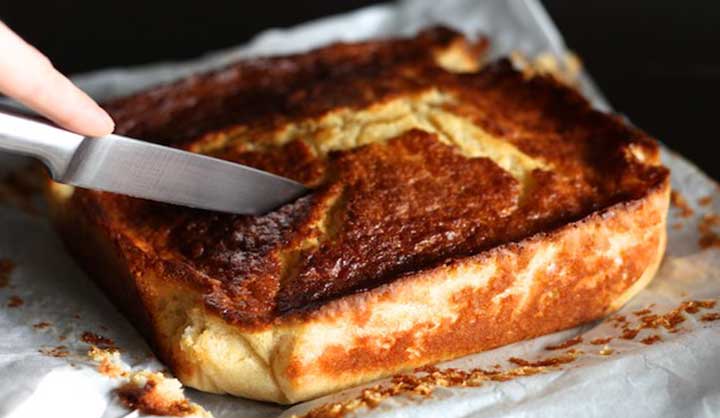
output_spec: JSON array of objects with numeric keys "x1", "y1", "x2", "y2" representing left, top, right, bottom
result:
[{"x1": 2, "y1": 1, "x2": 718, "y2": 180}]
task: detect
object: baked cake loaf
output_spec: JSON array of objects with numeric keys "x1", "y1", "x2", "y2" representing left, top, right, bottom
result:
[{"x1": 47, "y1": 27, "x2": 670, "y2": 404}]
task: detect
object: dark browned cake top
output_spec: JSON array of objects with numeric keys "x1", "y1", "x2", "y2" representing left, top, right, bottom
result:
[{"x1": 77, "y1": 27, "x2": 668, "y2": 327}]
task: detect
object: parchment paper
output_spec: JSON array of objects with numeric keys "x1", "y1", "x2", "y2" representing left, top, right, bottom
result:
[{"x1": 1, "y1": 1, "x2": 718, "y2": 417}]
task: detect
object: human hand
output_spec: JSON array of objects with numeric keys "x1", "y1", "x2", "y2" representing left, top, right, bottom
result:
[{"x1": 0, "y1": 21, "x2": 114, "y2": 137}]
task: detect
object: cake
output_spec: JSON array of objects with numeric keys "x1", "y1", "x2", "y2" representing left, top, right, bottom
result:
[{"x1": 47, "y1": 27, "x2": 670, "y2": 403}]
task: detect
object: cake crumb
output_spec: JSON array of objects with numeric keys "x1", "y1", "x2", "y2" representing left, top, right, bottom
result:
[
  {"x1": 296, "y1": 352, "x2": 580, "y2": 418},
  {"x1": 39, "y1": 345, "x2": 69, "y2": 358},
  {"x1": 545, "y1": 335, "x2": 582, "y2": 350},
  {"x1": 87, "y1": 347, "x2": 210, "y2": 417},
  {"x1": 598, "y1": 346, "x2": 614, "y2": 356},
  {"x1": 682, "y1": 299, "x2": 716, "y2": 313},
  {"x1": 590, "y1": 337, "x2": 613, "y2": 345},
  {"x1": 509, "y1": 50, "x2": 583, "y2": 87},
  {"x1": 701, "y1": 312, "x2": 720, "y2": 322},
  {"x1": 633, "y1": 307, "x2": 652, "y2": 316},
  {"x1": 617, "y1": 300, "x2": 714, "y2": 341},
  {"x1": 116, "y1": 371, "x2": 211, "y2": 417},
  {"x1": 81, "y1": 331, "x2": 116, "y2": 349},
  {"x1": 698, "y1": 233, "x2": 720, "y2": 249},
  {"x1": 608, "y1": 315, "x2": 627, "y2": 327},
  {"x1": 620, "y1": 328, "x2": 640, "y2": 340},
  {"x1": 640, "y1": 335, "x2": 662, "y2": 345},
  {"x1": 7, "y1": 295, "x2": 23, "y2": 308},
  {"x1": 88, "y1": 346, "x2": 128, "y2": 379},
  {"x1": 671, "y1": 222, "x2": 684, "y2": 230},
  {"x1": 699, "y1": 213, "x2": 720, "y2": 228},
  {"x1": 508, "y1": 352, "x2": 579, "y2": 368},
  {"x1": 698, "y1": 213, "x2": 720, "y2": 249},
  {"x1": 33, "y1": 321, "x2": 51, "y2": 330},
  {"x1": 698, "y1": 195, "x2": 713, "y2": 206},
  {"x1": 0, "y1": 259, "x2": 15, "y2": 288},
  {"x1": 670, "y1": 190, "x2": 693, "y2": 217}
]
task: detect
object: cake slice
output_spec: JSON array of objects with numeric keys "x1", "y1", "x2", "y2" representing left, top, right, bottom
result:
[{"x1": 47, "y1": 27, "x2": 669, "y2": 404}]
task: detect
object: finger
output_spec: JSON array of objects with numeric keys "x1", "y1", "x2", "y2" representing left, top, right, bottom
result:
[{"x1": 0, "y1": 21, "x2": 114, "y2": 137}]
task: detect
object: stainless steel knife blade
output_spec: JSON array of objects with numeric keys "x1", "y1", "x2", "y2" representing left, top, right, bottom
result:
[
  {"x1": 62, "y1": 134, "x2": 308, "y2": 214},
  {"x1": 0, "y1": 107, "x2": 308, "y2": 215}
]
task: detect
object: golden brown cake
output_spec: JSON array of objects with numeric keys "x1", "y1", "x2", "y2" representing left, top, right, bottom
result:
[{"x1": 47, "y1": 27, "x2": 670, "y2": 404}]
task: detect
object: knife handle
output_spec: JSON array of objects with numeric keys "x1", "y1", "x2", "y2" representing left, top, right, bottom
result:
[{"x1": 0, "y1": 106, "x2": 84, "y2": 179}]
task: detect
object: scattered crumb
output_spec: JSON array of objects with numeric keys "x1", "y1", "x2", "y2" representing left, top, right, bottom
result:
[
  {"x1": 564, "y1": 348, "x2": 583, "y2": 356},
  {"x1": 608, "y1": 315, "x2": 627, "y2": 327},
  {"x1": 88, "y1": 346, "x2": 127, "y2": 378},
  {"x1": 81, "y1": 331, "x2": 116, "y2": 349},
  {"x1": 698, "y1": 300, "x2": 716, "y2": 308},
  {"x1": 670, "y1": 190, "x2": 694, "y2": 218},
  {"x1": 7, "y1": 295, "x2": 23, "y2": 308},
  {"x1": 698, "y1": 213, "x2": 720, "y2": 249},
  {"x1": 73, "y1": 313, "x2": 81, "y2": 320},
  {"x1": 639, "y1": 302, "x2": 691, "y2": 329},
  {"x1": 620, "y1": 328, "x2": 640, "y2": 340},
  {"x1": 116, "y1": 371, "x2": 210, "y2": 417},
  {"x1": 633, "y1": 308, "x2": 652, "y2": 316},
  {"x1": 545, "y1": 335, "x2": 583, "y2": 350},
  {"x1": 700, "y1": 214, "x2": 720, "y2": 227},
  {"x1": 698, "y1": 195, "x2": 713, "y2": 207},
  {"x1": 701, "y1": 313, "x2": 720, "y2": 322},
  {"x1": 617, "y1": 300, "x2": 715, "y2": 340},
  {"x1": 640, "y1": 335, "x2": 662, "y2": 345},
  {"x1": 590, "y1": 337, "x2": 613, "y2": 345},
  {"x1": 672, "y1": 222, "x2": 684, "y2": 230},
  {"x1": 0, "y1": 258, "x2": 15, "y2": 288},
  {"x1": 639, "y1": 312, "x2": 682, "y2": 330},
  {"x1": 58, "y1": 335, "x2": 67, "y2": 342},
  {"x1": 509, "y1": 50, "x2": 583, "y2": 87},
  {"x1": 508, "y1": 352, "x2": 579, "y2": 368},
  {"x1": 682, "y1": 300, "x2": 716, "y2": 313},
  {"x1": 39, "y1": 346, "x2": 69, "y2": 358},
  {"x1": 598, "y1": 346, "x2": 614, "y2": 356},
  {"x1": 32, "y1": 321, "x2": 51, "y2": 330},
  {"x1": 87, "y1": 347, "x2": 210, "y2": 417},
  {"x1": 295, "y1": 362, "x2": 559, "y2": 418}
]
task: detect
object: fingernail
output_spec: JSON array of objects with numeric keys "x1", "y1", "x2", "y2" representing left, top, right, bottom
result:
[
  {"x1": 98, "y1": 109, "x2": 115, "y2": 134},
  {"x1": 86, "y1": 104, "x2": 115, "y2": 137}
]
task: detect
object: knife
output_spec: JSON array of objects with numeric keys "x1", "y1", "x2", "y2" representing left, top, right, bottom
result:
[{"x1": 0, "y1": 107, "x2": 308, "y2": 215}]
